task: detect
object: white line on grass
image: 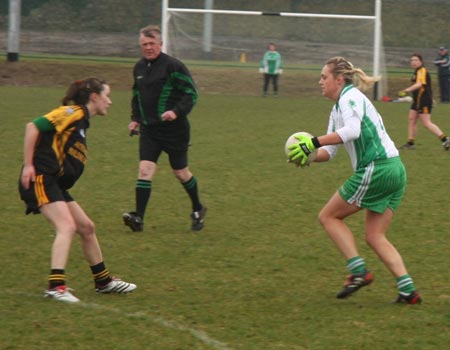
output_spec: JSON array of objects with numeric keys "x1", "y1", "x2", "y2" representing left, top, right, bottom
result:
[
  {"x1": 7, "y1": 291, "x2": 233, "y2": 350},
  {"x1": 81, "y1": 302, "x2": 234, "y2": 350}
]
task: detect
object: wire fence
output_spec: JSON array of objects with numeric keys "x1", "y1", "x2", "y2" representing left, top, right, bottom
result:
[{"x1": 1, "y1": 0, "x2": 448, "y2": 68}]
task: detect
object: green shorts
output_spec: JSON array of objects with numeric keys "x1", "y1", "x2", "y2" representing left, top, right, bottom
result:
[{"x1": 338, "y1": 157, "x2": 406, "y2": 213}]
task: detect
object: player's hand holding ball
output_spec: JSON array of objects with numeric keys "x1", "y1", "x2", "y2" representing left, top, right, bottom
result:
[{"x1": 285, "y1": 131, "x2": 318, "y2": 167}]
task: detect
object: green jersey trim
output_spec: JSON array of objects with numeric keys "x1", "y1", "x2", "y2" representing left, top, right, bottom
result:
[
  {"x1": 33, "y1": 116, "x2": 54, "y2": 132},
  {"x1": 133, "y1": 88, "x2": 147, "y2": 126},
  {"x1": 158, "y1": 72, "x2": 198, "y2": 119}
]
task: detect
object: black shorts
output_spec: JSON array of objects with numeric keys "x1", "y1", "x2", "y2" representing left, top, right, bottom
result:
[
  {"x1": 18, "y1": 173, "x2": 74, "y2": 215},
  {"x1": 139, "y1": 124, "x2": 190, "y2": 170},
  {"x1": 410, "y1": 95, "x2": 432, "y2": 114}
]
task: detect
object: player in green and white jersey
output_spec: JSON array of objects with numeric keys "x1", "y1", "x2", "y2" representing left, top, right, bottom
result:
[{"x1": 288, "y1": 57, "x2": 421, "y2": 304}]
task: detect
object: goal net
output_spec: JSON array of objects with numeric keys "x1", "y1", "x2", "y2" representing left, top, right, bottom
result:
[{"x1": 163, "y1": 1, "x2": 387, "y2": 99}]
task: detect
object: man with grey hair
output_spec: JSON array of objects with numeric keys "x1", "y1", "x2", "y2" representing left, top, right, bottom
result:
[{"x1": 123, "y1": 25, "x2": 206, "y2": 232}]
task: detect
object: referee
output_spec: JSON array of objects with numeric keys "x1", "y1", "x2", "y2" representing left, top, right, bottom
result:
[{"x1": 123, "y1": 25, "x2": 206, "y2": 232}]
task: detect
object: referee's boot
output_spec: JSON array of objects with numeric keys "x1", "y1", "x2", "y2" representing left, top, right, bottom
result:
[
  {"x1": 122, "y1": 211, "x2": 144, "y2": 232},
  {"x1": 191, "y1": 206, "x2": 207, "y2": 231}
]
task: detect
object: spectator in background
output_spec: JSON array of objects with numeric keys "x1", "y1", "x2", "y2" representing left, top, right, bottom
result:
[
  {"x1": 433, "y1": 46, "x2": 450, "y2": 103},
  {"x1": 398, "y1": 54, "x2": 449, "y2": 150},
  {"x1": 259, "y1": 43, "x2": 283, "y2": 97}
]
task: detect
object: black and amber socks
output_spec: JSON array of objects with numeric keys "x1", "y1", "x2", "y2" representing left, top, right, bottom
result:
[
  {"x1": 91, "y1": 262, "x2": 112, "y2": 288},
  {"x1": 48, "y1": 269, "x2": 66, "y2": 289}
]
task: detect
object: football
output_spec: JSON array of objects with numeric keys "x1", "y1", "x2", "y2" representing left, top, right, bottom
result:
[{"x1": 284, "y1": 131, "x2": 318, "y2": 167}]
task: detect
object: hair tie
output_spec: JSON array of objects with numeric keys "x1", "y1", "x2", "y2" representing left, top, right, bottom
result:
[{"x1": 75, "y1": 79, "x2": 83, "y2": 85}]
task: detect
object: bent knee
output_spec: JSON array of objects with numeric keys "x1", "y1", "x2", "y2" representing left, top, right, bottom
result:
[
  {"x1": 365, "y1": 233, "x2": 384, "y2": 248},
  {"x1": 59, "y1": 221, "x2": 77, "y2": 236},
  {"x1": 365, "y1": 235, "x2": 374, "y2": 248},
  {"x1": 139, "y1": 161, "x2": 156, "y2": 179},
  {"x1": 422, "y1": 122, "x2": 434, "y2": 130},
  {"x1": 77, "y1": 220, "x2": 95, "y2": 237},
  {"x1": 139, "y1": 166, "x2": 152, "y2": 178},
  {"x1": 173, "y1": 168, "x2": 191, "y2": 182},
  {"x1": 317, "y1": 209, "x2": 328, "y2": 227}
]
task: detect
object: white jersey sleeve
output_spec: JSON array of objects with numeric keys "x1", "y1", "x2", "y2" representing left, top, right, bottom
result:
[{"x1": 322, "y1": 85, "x2": 399, "y2": 171}]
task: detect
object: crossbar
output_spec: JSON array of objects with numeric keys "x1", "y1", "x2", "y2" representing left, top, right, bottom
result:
[
  {"x1": 160, "y1": 0, "x2": 383, "y2": 99},
  {"x1": 166, "y1": 8, "x2": 375, "y2": 21}
]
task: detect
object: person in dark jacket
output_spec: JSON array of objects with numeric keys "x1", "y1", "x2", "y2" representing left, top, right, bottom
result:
[
  {"x1": 123, "y1": 25, "x2": 206, "y2": 232},
  {"x1": 433, "y1": 46, "x2": 450, "y2": 103}
]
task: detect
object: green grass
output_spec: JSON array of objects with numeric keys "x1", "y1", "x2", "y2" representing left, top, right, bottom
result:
[{"x1": 1, "y1": 86, "x2": 449, "y2": 350}]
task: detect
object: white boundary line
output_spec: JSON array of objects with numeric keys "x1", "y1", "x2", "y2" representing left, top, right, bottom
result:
[
  {"x1": 80, "y1": 302, "x2": 234, "y2": 350},
  {"x1": 5, "y1": 291, "x2": 233, "y2": 350}
]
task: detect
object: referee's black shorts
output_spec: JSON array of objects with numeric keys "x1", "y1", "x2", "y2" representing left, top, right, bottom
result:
[{"x1": 139, "y1": 123, "x2": 190, "y2": 170}]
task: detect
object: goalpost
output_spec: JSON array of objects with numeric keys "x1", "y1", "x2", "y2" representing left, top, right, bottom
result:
[{"x1": 161, "y1": 0, "x2": 383, "y2": 99}]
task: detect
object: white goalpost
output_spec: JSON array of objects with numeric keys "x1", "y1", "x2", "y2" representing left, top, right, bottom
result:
[{"x1": 161, "y1": 0, "x2": 383, "y2": 99}]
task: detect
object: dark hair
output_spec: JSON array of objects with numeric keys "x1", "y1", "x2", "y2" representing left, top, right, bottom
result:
[
  {"x1": 61, "y1": 78, "x2": 106, "y2": 106},
  {"x1": 411, "y1": 53, "x2": 424, "y2": 64}
]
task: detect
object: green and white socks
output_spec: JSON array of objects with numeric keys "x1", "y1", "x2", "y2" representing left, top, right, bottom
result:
[
  {"x1": 396, "y1": 274, "x2": 416, "y2": 295},
  {"x1": 346, "y1": 256, "x2": 367, "y2": 274}
]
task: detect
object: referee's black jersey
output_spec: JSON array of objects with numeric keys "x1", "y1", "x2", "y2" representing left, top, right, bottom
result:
[
  {"x1": 32, "y1": 105, "x2": 90, "y2": 189},
  {"x1": 131, "y1": 52, "x2": 198, "y2": 128}
]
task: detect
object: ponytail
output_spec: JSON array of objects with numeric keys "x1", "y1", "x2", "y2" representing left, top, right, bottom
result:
[
  {"x1": 326, "y1": 57, "x2": 380, "y2": 91},
  {"x1": 61, "y1": 78, "x2": 106, "y2": 106}
]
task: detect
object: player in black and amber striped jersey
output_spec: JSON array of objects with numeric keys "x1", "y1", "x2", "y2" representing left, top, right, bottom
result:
[
  {"x1": 19, "y1": 78, "x2": 136, "y2": 303},
  {"x1": 398, "y1": 54, "x2": 450, "y2": 150},
  {"x1": 29, "y1": 103, "x2": 89, "y2": 191}
]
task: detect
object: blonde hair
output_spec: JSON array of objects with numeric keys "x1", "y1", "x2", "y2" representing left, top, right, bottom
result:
[{"x1": 326, "y1": 56, "x2": 380, "y2": 91}]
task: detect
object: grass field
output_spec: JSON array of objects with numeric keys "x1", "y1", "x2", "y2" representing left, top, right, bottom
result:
[{"x1": 1, "y1": 81, "x2": 449, "y2": 350}]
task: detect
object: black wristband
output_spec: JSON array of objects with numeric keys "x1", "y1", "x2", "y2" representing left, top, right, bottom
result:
[{"x1": 311, "y1": 137, "x2": 321, "y2": 148}]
